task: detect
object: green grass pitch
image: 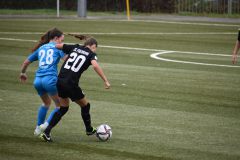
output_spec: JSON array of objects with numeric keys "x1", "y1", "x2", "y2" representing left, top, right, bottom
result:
[{"x1": 0, "y1": 19, "x2": 240, "y2": 160}]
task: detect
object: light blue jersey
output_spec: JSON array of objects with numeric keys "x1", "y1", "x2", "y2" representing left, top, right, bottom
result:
[
  {"x1": 28, "y1": 42, "x2": 65, "y2": 77},
  {"x1": 27, "y1": 42, "x2": 65, "y2": 96},
  {"x1": 27, "y1": 41, "x2": 64, "y2": 128}
]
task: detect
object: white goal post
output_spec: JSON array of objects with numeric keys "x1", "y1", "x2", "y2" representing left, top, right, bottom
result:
[
  {"x1": 56, "y1": 0, "x2": 131, "y2": 19},
  {"x1": 77, "y1": 0, "x2": 87, "y2": 17},
  {"x1": 57, "y1": 0, "x2": 60, "y2": 17}
]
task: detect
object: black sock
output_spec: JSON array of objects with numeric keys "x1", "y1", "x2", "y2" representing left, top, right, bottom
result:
[
  {"x1": 81, "y1": 103, "x2": 92, "y2": 131},
  {"x1": 44, "y1": 106, "x2": 69, "y2": 135}
]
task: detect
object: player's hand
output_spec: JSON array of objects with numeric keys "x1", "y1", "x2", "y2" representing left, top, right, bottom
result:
[
  {"x1": 104, "y1": 81, "x2": 110, "y2": 89},
  {"x1": 232, "y1": 54, "x2": 238, "y2": 64},
  {"x1": 19, "y1": 73, "x2": 27, "y2": 83}
]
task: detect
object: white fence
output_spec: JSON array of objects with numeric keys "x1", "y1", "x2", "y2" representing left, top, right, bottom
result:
[{"x1": 176, "y1": 0, "x2": 240, "y2": 14}]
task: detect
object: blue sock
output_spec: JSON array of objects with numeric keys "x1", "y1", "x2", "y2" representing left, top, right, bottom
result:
[
  {"x1": 37, "y1": 105, "x2": 49, "y2": 126},
  {"x1": 46, "y1": 108, "x2": 60, "y2": 124}
]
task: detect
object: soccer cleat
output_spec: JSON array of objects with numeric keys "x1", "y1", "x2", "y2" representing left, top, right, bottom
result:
[
  {"x1": 86, "y1": 127, "x2": 97, "y2": 136},
  {"x1": 40, "y1": 132, "x2": 53, "y2": 142},
  {"x1": 34, "y1": 126, "x2": 41, "y2": 136},
  {"x1": 40, "y1": 122, "x2": 49, "y2": 132}
]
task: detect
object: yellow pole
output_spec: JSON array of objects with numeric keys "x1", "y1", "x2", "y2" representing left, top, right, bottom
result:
[{"x1": 126, "y1": 0, "x2": 130, "y2": 20}]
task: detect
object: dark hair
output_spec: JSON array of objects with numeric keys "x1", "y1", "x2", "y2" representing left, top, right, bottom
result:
[
  {"x1": 67, "y1": 33, "x2": 88, "y2": 40},
  {"x1": 32, "y1": 28, "x2": 63, "y2": 52},
  {"x1": 84, "y1": 37, "x2": 98, "y2": 47},
  {"x1": 67, "y1": 33, "x2": 97, "y2": 47}
]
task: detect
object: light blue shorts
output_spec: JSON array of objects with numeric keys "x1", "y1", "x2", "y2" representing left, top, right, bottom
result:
[{"x1": 33, "y1": 76, "x2": 58, "y2": 96}]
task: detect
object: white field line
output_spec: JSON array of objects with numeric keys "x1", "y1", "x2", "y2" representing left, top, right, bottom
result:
[
  {"x1": 0, "y1": 37, "x2": 37, "y2": 42},
  {"x1": 1, "y1": 19, "x2": 238, "y2": 27},
  {"x1": 82, "y1": 32, "x2": 236, "y2": 35},
  {"x1": 97, "y1": 44, "x2": 164, "y2": 52},
  {"x1": 128, "y1": 20, "x2": 239, "y2": 27},
  {"x1": 172, "y1": 51, "x2": 231, "y2": 57},
  {"x1": 150, "y1": 51, "x2": 240, "y2": 68},
  {"x1": 0, "y1": 32, "x2": 43, "y2": 35},
  {"x1": 0, "y1": 37, "x2": 164, "y2": 52},
  {"x1": 0, "y1": 32, "x2": 236, "y2": 35},
  {"x1": 0, "y1": 37, "x2": 237, "y2": 68}
]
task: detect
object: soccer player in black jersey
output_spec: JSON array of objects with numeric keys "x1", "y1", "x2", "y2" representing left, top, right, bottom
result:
[
  {"x1": 232, "y1": 29, "x2": 240, "y2": 64},
  {"x1": 40, "y1": 37, "x2": 110, "y2": 142}
]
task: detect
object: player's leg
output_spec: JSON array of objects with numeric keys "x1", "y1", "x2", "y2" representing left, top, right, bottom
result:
[
  {"x1": 41, "y1": 97, "x2": 69, "y2": 142},
  {"x1": 47, "y1": 94, "x2": 60, "y2": 124},
  {"x1": 74, "y1": 95, "x2": 96, "y2": 136},
  {"x1": 35, "y1": 94, "x2": 51, "y2": 132},
  {"x1": 45, "y1": 97, "x2": 68, "y2": 132},
  {"x1": 33, "y1": 77, "x2": 51, "y2": 136},
  {"x1": 41, "y1": 81, "x2": 70, "y2": 142},
  {"x1": 40, "y1": 94, "x2": 60, "y2": 131},
  {"x1": 40, "y1": 76, "x2": 60, "y2": 131}
]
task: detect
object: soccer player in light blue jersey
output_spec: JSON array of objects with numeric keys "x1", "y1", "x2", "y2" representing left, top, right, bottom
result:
[{"x1": 20, "y1": 28, "x2": 67, "y2": 136}]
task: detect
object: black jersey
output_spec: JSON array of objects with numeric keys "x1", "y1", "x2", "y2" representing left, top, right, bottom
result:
[
  {"x1": 58, "y1": 44, "x2": 97, "y2": 86},
  {"x1": 238, "y1": 29, "x2": 240, "y2": 41}
]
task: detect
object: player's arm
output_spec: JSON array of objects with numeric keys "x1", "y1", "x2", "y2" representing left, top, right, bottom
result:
[
  {"x1": 232, "y1": 30, "x2": 240, "y2": 64},
  {"x1": 55, "y1": 44, "x2": 69, "y2": 61},
  {"x1": 19, "y1": 59, "x2": 31, "y2": 83},
  {"x1": 91, "y1": 60, "x2": 110, "y2": 89},
  {"x1": 61, "y1": 54, "x2": 68, "y2": 61},
  {"x1": 56, "y1": 43, "x2": 77, "y2": 54},
  {"x1": 19, "y1": 50, "x2": 38, "y2": 83}
]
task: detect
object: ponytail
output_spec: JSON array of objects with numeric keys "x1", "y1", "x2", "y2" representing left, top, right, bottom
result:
[
  {"x1": 32, "y1": 28, "x2": 63, "y2": 52},
  {"x1": 67, "y1": 33, "x2": 97, "y2": 47},
  {"x1": 67, "y1": 33, "x2": 89, "y2": 41},
  {"x1": 32, "y1": 30, "x2": 51, "y2": 52},
  {"x1": 67, "y1": 33, "x2": 98, "y2": 47}
]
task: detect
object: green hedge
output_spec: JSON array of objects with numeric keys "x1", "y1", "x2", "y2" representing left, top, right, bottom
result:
[
  {"x1": 0, "y1": 0, "x2": 176, "y2": 13},
  {"x1": 88, "y1": 0, "x2": 175, "y2": 13},
  {"x1": 0, "y1": 0, "x2": 57, "y2": 9}
]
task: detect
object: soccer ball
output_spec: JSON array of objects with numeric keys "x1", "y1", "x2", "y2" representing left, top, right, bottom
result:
[{"x1": 96, "y1": 124, "x2": 112, "y2": 141}]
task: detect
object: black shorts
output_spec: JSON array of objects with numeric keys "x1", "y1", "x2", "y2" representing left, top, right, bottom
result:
[{"x1": 57, "y1": 81, "x2": 85, "y2": 101}]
